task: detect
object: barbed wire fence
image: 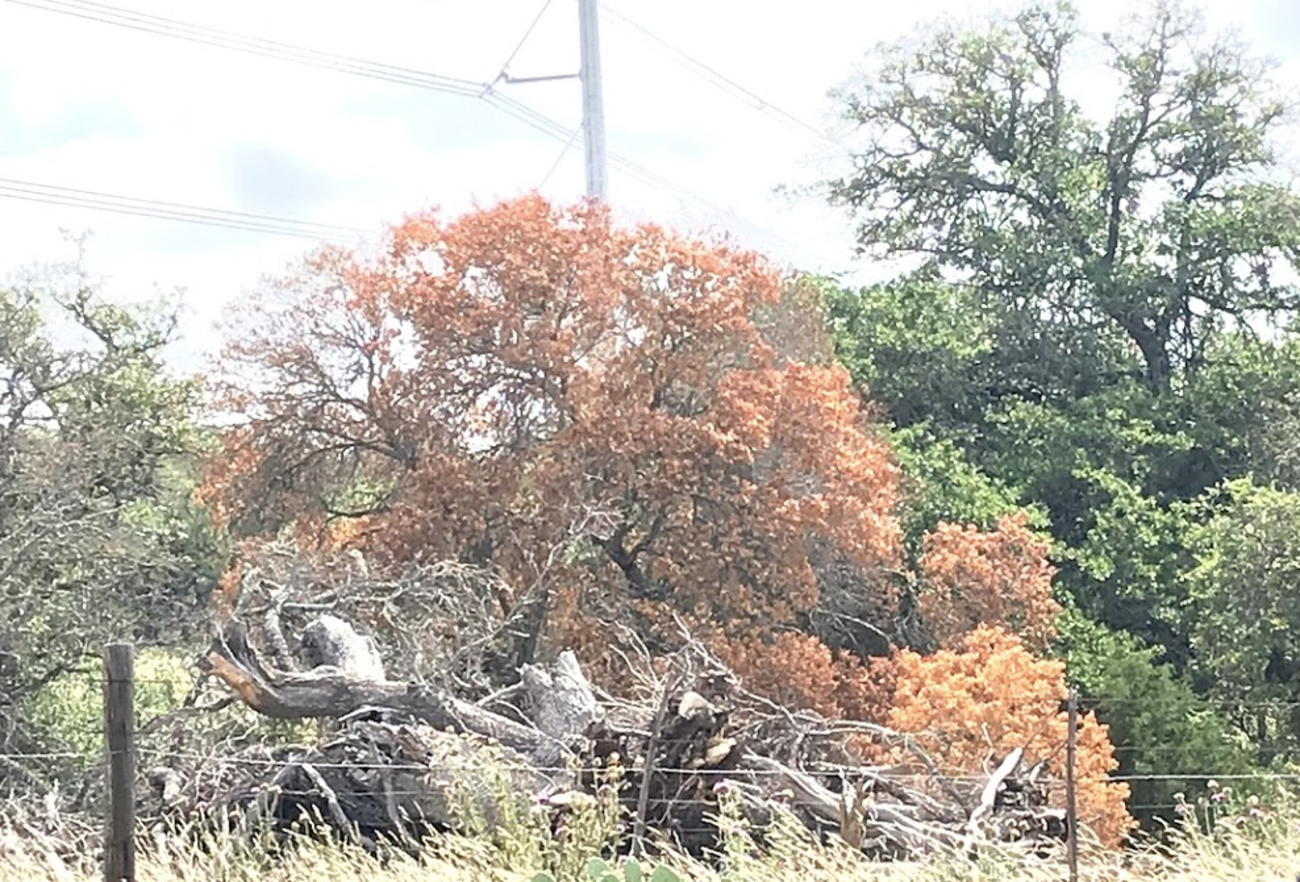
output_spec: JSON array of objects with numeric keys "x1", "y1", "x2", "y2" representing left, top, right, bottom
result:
[{"x1": 4, "y1": 646, "x2": 1300, "y2": 880}]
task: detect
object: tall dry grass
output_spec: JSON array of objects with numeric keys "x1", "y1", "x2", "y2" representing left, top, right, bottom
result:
[{"x1": 3, "y1": 787, "x2": 1298, "y2": 882}]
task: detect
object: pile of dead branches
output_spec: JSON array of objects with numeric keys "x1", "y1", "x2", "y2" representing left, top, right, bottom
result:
[
  {"x1": 223, "y1": 539, "x2": 526, "y2": 696},
  {"x1": 137, "y1": 591, "x2": 1070, "y2": 861}
]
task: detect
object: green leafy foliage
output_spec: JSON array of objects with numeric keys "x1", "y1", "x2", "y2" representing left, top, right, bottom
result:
[
  {"x1": 1186, "y1": 479, "x2": 1300, "y2": 765},
  {"x1": 821, "y1": 273, "x2": 993, "y2": 432},
  {"x1": 0, "y1": 264, "x2": 220, "y2": 784},
  {"x1": 815, "y1": 0, "x2": 1300, "y2": 828},
  {"x1": 826, "y1": 0, "x2": 1298, "y2": 395},
  {"x1": 820, "y1": 274, "x2": 1037, "y2": 551},
  {"x1": 579, "y1": 856, "x2": 682, "y2": 882},
  {"x1": 1055, "y1": 610, "x2": 1254, "y2": 824},
  {"x1": 25, "y1": 648, "x2": 192, "y2": 777},
  {"x1": 1186, "y1": 332, "x2": 1300, "y2": 490},
  {"x1": 888, "y1": 424, "x2": 1032, "y2": 552},
  {"x1": 1058, "y1": 465, "x2": 1196, "y2": 660}
]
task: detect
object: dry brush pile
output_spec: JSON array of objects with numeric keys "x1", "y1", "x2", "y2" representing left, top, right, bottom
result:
[{"x1": 91, "y1": 544, "x2": 1076, "y2": 867}]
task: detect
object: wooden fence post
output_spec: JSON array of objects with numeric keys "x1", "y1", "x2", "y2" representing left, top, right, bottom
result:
[
  {"x1": 103, "y1": 643, "x2": 135, "y2": 882},
  {"x1": 1066, "y1": 685, "x2": 1079, "y2": 882},
  {"x1": 631, "y1": 664, "x2": 677, "y2": 858}
]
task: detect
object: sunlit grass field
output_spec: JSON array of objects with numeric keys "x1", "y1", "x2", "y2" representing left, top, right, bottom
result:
[{"x1": 4, "y1": 791, "x2": 1297, "y2": 882}]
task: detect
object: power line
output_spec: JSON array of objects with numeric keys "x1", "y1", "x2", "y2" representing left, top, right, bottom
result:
[
  {"x1": 479, "y1": 92, "x2": 813, "y2": 254},
  {"x1": 7, "y1": 0, "x2": 822, "y2": 261},
  {"x1": 483, "y1": 90, "x2": 689, "y2": 205},
  {"x1": 489, "y1": 0, "x2": 556, "y2": 89},
  {"x1": 598, "y1": 2, "x2": 837, "y2": 149},
  {"x1": 9, "y1": 0, "x2": 693, "y2": 200},
  {"x1": 0, "y1": 178, "x2": 368, "y2": 239},
  {"x1": 5, "y1": 0, "x2": 484, "y2": 96},
  {"x1": 538, "y1": 125, "x2": 582, "y2": 190}
]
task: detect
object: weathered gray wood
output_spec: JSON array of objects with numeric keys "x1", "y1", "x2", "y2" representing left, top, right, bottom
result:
[
  {"x1": 519, "y1": 650, "x2": 603, "y2": 742},
  {"x1": 632, "y1": 668, "x2": 677, "y2": 856},
  {"x1": 966, "y1": 747, "x2": 1024, "y2": 836},
  {"x1": 259, "y1": 596, "x2": 297, "y2": 673},
  {"x1": 193, "y1": 613, "x2": 1072, "y2": 859},
  {"x1": 103, "y1": 643, "x2": 135, "y2": 882},
  {"x1": 201, "y1": 621, "x2": 569, "y2": 768},
  {"x1": 300, "y1": 615, "x2": 386, "y2": 680},
  {"x1": 742, "y1": 752, "x2": 963, "y2": 851}
]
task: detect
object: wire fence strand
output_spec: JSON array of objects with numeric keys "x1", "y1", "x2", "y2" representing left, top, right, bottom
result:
[{"x1": 6, "y1": 740, "x2": 1300, "y2": 790}]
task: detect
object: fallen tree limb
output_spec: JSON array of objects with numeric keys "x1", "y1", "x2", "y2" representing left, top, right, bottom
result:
[
  {"x1": 199, "y1": 620, "x2": 571, "y2": 769},
  {"x1": 742, "y1": 752, "x2": 965, "y2": 853}
]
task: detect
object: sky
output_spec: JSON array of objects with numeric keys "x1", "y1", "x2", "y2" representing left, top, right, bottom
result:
[{"x1": 2, "y1": 0, "x2": 1299, "y2": 373}]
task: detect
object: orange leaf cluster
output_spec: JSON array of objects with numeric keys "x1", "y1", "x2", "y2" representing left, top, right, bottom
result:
[
  {"x1": 211, "y1": 558, "x2": 242, "y2": 620},
  {"x1": 917, "y1": 513, "x2": 1060, "y2": 651},
  {"x1": 711, "y1": 630, "x2": 895, "y2": 723},
  {"x1": 886, "y1": 624, "x2": 1134, "y2": 847},
  {"x1": 192, "y1": 427, "x2": 261, "y2": 532}
]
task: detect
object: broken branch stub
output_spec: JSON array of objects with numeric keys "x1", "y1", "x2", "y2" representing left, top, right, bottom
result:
[{"x1": 519, "y1": 649, "x2": 603, "y2": 744}]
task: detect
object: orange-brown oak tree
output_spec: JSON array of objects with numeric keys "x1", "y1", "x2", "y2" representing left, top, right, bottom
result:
[
  {"x1": 200, "y1": 196, "x2": 1132, "y2": 840},
  {"x1": 202, "y1": 195, "x2": 903, "y2": 666}
]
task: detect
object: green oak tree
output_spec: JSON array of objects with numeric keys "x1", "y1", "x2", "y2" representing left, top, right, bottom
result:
[
  {"x1": 0, "y1": 261, "x2": 220, "y2": 788},
  {"x1": 816, "y1": 0, "x2": 1300, "y2": 824},
  {"x1": 1186, "y1": 478, "x2": 1300, "y2": 767},
  {"x1": 820, "y1": 0, "x2": 1300, "y2": 654},
  {"x1": 826, "y1": 0, "x2": 1298, "y2": 396}
]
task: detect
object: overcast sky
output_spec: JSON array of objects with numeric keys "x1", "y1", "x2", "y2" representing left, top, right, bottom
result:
[{"x1": 2, "y1": 0, "x2": 1297, "y2": 372}]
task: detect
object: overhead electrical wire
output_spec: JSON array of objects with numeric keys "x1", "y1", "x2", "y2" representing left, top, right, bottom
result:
[
  {"x1": 0, "y1": 178, "x2": 370, "y2": 239},
  {"x1": 7, "y1": 0, "x2": 706, "y2": 201},
  {"x1": 480, "y1": 88, "x2": 738, "y2": 221},
  {"x1": 598, "y1": 2, "x2": 840, "y2": 150},
  {"x1": 478, "y1": 91, "x2": 814, "y2": 257},
  {"x1": 489, "y1": 0, "x2": 556, "y2": 88},
  {"x1": 5, "y1": 0, "x2": 822, "y2": 260},
  {"x1": 4, "y1": 0, "x2": 484, "y2": 96},
  {"x1": 537, "y1": 125, "x2": 582, "y2": 190},
  {"x1": 472, "y1": 0, "x2": 778, "y2": 223}
]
